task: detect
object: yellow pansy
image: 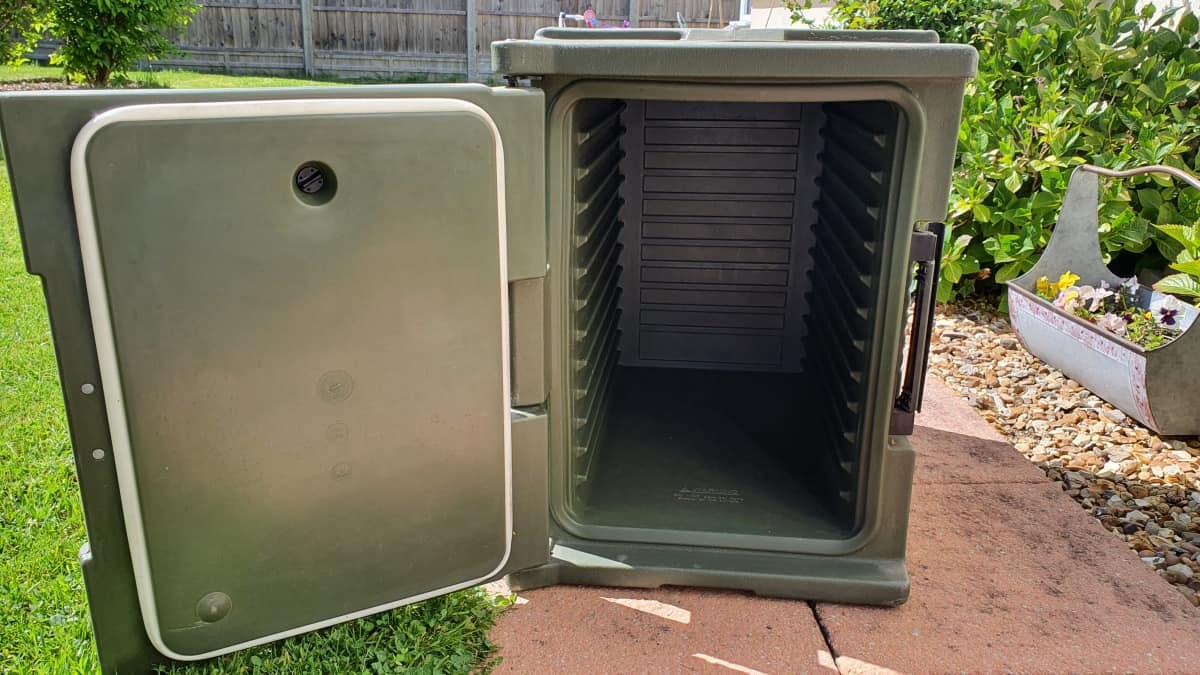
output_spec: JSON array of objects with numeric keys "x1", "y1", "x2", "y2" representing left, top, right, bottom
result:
[
  {"x1": 1056, "y1": 271, "x2": 1080, "y2": 291},
  {"x1": 1036, "y1": 276, "x2": 1054, "y2": 298}
]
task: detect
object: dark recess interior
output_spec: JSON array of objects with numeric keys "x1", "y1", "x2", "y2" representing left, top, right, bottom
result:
[{"x1": 566, "y1": 97, "x2": 902, "y2": 541}]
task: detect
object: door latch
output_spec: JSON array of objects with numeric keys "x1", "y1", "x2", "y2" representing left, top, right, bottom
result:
[{"x1": 891, "y1": 222, "x2": 945, "y2": 436}]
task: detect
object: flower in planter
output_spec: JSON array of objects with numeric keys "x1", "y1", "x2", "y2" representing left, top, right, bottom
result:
[
  {"x1": 1097, "y1": 312, "x2": 1127, "y2": 336},
  {"x1": 1122, "y1": 275, "x2": 1140, "y2": 303},
  {"x1": 1055, "y1": 288, "x2": 1083, "y2": 312},
  {"x1": 1034, "y1": 270, "x2": 1184, "y2": 349},
  {"x1": 1079, "y1": 285, "x2": 1113, "y2": 311},
  {"x1": 1151, "y1": 295, "x2": 1189, "y2": 328},
  {"x1": 1035, "y1": 271, "x2": 1081, "y2": 301}
]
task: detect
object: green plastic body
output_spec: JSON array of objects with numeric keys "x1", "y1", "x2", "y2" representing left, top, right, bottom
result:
[
  {"x1": 500, "y1": 32, "x2": 975, "y2": 602},
  {"x1": 0, "y1": 28, "x2": 975, "y2": 672}
]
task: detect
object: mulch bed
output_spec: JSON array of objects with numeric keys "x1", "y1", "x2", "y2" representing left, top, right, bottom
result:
[{"x1": 0, "y1": 79, "x2": 85, "y2": 91}]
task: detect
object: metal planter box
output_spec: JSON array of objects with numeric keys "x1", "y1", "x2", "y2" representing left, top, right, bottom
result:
[
  {"x1": 0, "y1": 28, "x2": 975, "y2": 672},
  {"x1": 1009, "y1": 165, "x2": 1200, "y2": 436}
]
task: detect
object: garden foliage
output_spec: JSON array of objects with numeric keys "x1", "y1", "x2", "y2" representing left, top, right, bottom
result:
[
  {"x1": 1153, "y1": 222, "x2": 1200, "y2": 301},
  {"x1": 950, "y1": 0, "x2": 1200, "y2": 303},
  {"x1": 0, "y1": 0, "x2": 50, "y2": 64},
  {"x1": 830, "y1": 0, "x2": 1200, "y2": 305},
  {"x1": 50, "y1": 0, "x2": 198, "y2": 86},
  {"x1": 827, "y1": 0, "x2": 999, "y2": 43}
]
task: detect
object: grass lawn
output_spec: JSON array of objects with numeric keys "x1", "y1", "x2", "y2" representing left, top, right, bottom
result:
[
  {"x1": 0, "y1": 63, "x2": 55, "y2": 81},
  {"x1": 0, "y1": 67, "x2": 508, "y2": 674},
  {"x1": 1, "y1": 63, "x2": 345, "y2": 88}
]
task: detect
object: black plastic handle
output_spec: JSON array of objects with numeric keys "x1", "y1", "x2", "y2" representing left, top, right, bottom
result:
[{"x1": 891, "y1": 222, "x2": 945, "y2": 436}]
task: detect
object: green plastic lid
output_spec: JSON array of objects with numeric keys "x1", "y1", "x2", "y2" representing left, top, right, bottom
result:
[{"x1": 492, "y1": 27, "x2": 978, "y2": 81}]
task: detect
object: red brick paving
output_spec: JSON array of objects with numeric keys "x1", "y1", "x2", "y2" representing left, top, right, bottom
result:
[
  {"x1": 488, "y1": 381, "x2": 1200, "y2": 673},
  {"x1": 490, "y1": 585, "x2": 830, "y2": 674}
]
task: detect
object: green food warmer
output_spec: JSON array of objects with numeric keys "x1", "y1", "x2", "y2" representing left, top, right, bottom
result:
[{"x1": 0, "y1": 27, "x2": 976, "y2": 672}]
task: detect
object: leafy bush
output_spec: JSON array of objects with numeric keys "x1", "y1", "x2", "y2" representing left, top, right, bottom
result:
[
  {"x1": 1154, "y1": 223, "x2": 1200, "y2": 301},
  {"x1": 944, "y1": 0, "x2": 1200, "y2": 303},
  {"x1": 830, "y1": 0, "x2": 1200, "y2": 306},
  {"x1": 0, "y1": 0, "x2": 50, "y2": 64},
  {"x1": 50, "y1": 0, "x2": 198, "y2": 86},
  {"x1": 826, "y1": 0, "x2": 1000, "y2": 43}
]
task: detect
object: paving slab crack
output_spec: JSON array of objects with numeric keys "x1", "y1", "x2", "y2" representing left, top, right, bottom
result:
[{"x1": 807, "y1": 600, "x2": 842, "y2": 674}]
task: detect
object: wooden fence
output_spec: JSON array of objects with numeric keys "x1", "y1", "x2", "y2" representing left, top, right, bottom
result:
[{"x1": 154, "y1": 0, "x2": 744, "y2": 80}]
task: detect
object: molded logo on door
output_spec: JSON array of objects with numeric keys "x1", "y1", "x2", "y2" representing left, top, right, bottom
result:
[{"x1": 673, "y1": 487, "x2": 745, "y2": 504}]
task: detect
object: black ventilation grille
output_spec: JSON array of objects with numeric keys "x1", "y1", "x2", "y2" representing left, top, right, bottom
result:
[
  {"x1": 617, "y1": 101, "x2": 823, "y2": 372},
  {"x1": 571, "y1": 100, "x2": 627, "y2": 491},
  {"x1": 804, "y1": 100, "x2": 901, "y2": 511}
]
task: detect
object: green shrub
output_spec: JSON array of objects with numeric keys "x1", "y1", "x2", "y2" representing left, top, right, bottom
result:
[
  {"x1": 943, "y1": 0, "x2": 1200, "y2": 302},
  {"x1": 1154, "y1": 223, "x2": 1200, "y2": 301},
  {"x1": 827, "y1": 0, "x2": 1000, "y2": 43},
  {"x1": 50, "y1": 0, "x2": 198, "y2": 86},
  {"x1": 827, "y1": 0, "x2": 1200, "y2": 306},
  {"x1": 0, "y1": 0, "x2": 50, "y2": 64}
]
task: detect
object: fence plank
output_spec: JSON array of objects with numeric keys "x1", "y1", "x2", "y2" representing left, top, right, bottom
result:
[
  {"x1": 168, "y1": 0, "x2": 741, "y2": 80},
  {"x1": 301, "y1": 0, "x2": 314, "y2": 74},
  {"x1": 466, "y1": 0, "x2": 479, "y2": 80}
]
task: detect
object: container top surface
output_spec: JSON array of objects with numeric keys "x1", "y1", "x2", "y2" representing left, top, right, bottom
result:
[{"x1": 492, "y1": 28, "x2": 978, "y2": 81}]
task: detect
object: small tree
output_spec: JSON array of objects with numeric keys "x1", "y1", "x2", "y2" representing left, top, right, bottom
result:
[
  {"x1": 0, "y1": 0, "x2": 50, "y2": 64},
  {"x1": 50, "y1": 0, "x2": 199, "y2": 86}
]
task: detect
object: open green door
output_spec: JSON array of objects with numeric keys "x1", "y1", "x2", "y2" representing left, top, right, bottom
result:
[{"x1": 0, "y1": 86, "x2": 548, "y2": 669}]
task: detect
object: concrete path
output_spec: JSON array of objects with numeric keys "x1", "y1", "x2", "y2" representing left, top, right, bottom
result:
[{"x1": 488, "y1": 380, "x2": 1200, "y2": 673}]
